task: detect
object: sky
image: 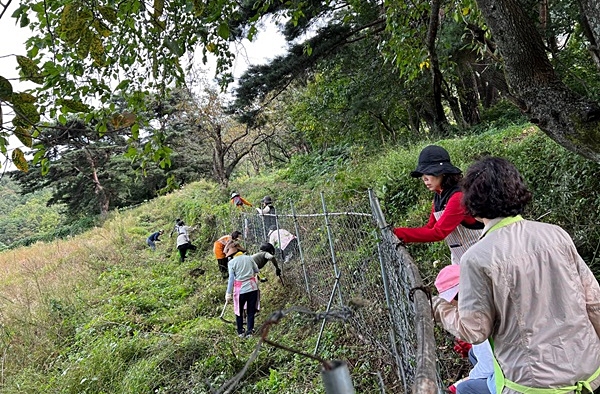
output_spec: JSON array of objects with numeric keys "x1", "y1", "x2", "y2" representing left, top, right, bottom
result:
[{"x1": 0, "y1": 5, "x2": 288, "y2": 171}]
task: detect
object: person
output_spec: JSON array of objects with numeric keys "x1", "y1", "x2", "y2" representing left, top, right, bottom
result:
[
  {"x1": 176, "y1": 221, "x2": 197, "y2": 262},
  {"x1": 223, "y1": 231, "x2": 246, "y2": 259},
  {"x1": 392, "y1": 145, "x2": 483, "y2": 265},
  {"x1": 146, "y1": 229, "x2": 164, "y2": 251},
  {"x1": 268, "y1": 226, "x2": 298, "y2": 263},
  {"x1": 434, "y1": 264, "x2": 494, "y2": 394},
  {"x1": 169, "y1": 218, "x2": 183, "y2": 238},
  {"x1": 252, "y1": 242, "x2": 282, "y2": 279},
  {"x1": 256, "y1": 195, "x2": 277, "y2": 233},
  {"x1": 433, "y1": 156, "x2": 600, "y2": 393},
  {"x1": 225, "y1": 251, "x2": 260, "y2": 338},
  {"x1": 230, "y1": 192, "x2": 252, "y2": 208},
  {"x1": 214, "y1": 233, "x2": 233, "y2": 279}
]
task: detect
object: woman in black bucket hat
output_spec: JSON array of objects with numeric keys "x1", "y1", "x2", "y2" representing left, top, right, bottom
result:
[{"x1": 393, "y1": 145, "x2": 483, "y2": 265}]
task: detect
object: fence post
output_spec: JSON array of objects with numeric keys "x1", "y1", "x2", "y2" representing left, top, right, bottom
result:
[
  {"x1": 321, "y1": 360, "x2": 356, "y2": 394},
  {"x1": 320, "y1": 191, "x2": 344, "y2": 306},
  {"x1": 368, "y1": 189, "x2": 439, "y2": 394},
  {"x1": 291, "y1": 201, "x2": 311, "y2": 298},
  {"x1": 314, "y1": 272, "x2": 342, "y2": 355}
]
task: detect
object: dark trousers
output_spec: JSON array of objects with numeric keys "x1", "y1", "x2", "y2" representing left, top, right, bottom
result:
[
  {"x1": 177, "y1": 243, "x2": 197, "y2": 262},
  {"x1": 217, "y1": 258, "x2": 229, "y2": 277},
  {"x1": 236, "y1": 290, "x2": 258, "y2": 335}
]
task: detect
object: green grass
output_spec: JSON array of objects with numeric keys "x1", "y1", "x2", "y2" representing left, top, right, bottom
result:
[{"x1": 1, "y1": 123, "x2": 600, "y2": 392}]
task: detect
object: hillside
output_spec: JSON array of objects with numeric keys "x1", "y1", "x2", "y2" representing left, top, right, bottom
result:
[{"x1": 1, "y1": 124, "x2": 600, "y2": 393}]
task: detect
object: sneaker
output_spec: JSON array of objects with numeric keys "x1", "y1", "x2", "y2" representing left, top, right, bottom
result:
[
  {"x1": 238, "y1": 333, "x2": 245, "y2": 338},
  {"x1": 244, "y1": 330, "x2": 254, "y2": 338}
]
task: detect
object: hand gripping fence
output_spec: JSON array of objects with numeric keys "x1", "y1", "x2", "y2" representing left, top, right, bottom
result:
[{"x1": 227, "y1": 189, "x2": 440, "y2": 393}]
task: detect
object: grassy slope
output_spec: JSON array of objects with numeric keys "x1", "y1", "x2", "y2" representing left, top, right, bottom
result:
[{"x1": 1, "y1": 125, "x2": 599, "y2": 393}]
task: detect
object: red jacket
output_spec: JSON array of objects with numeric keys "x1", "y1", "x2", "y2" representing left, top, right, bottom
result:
[{"x1": 393, "y1": 191, "x2": 480, "y2": 243}]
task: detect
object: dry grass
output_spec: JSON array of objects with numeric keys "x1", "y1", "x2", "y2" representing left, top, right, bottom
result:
[{"x1": 0, "y1": 211, "x2": 144, "y2": 382}]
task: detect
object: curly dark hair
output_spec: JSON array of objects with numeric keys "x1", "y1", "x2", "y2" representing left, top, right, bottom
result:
[
  {"x1": 461, "y1": 157, "x2": 532, "y2": 219},
  {"x1": 441, "y1": 173, "x2": 462, "y2": 190},
  {"x1": 231, "y1": 230, "x2": 242, "y2": 239}
]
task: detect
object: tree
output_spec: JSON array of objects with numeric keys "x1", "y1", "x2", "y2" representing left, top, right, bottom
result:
[
  {"x1": 176, "y1": 84, "x2": 275, "y2": 186},
  {"x1": 2, "y1": 0, "x2": 600, "y2": 169},
  {"x1": 471, "y1": 0, "x2": 600, "y2": 160}
]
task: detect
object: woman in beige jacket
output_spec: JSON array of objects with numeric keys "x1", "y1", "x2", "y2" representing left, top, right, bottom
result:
[{"x1": 433, "y1": 157, "x2": 600, "y2": 394}]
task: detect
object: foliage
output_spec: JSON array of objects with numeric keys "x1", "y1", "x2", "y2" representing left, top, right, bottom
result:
[
  {"x1": 0, "y1": 177, "x2": 66, "y2": 249},
  {"x1": 1, "y1": 123, "x2": 600, "y2": 393}
]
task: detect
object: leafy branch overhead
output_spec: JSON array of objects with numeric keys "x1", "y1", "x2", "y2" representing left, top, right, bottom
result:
[{"x1": 0, "y1": 0, "x2": 600, "y2": 176}]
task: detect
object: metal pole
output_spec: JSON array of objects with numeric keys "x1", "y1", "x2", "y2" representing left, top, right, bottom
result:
[
  {"x1": 314, "y1": 272, "x2": 341, "y2": 355},
  {"x1": 291, "y1": 201, "x2": 310, "y2": 298},
  {"x1": 320, "y1": 191, "x2": 344, "y2": 306},
  {"x1": 321, "y1": 360, "x2": 355, "y2": 394}
]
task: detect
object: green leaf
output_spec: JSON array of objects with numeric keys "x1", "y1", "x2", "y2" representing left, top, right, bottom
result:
[
  {"x1": 16, "y1": 56, "x2": 43, "y2": 84},
  {"x1": 115, "y1": 79, "x2": 130, "y2": 90},
  {"x1": 217, "y1": 22, "x2": 230, "y2": 39},
  {"x1": 98, "y1": 6, "x2": 118, "y2": 23},
  {"x1": 11, "y1": 92, "x2": 37, "y2": 104},
  {"x1": 13, "y1": 102, "x2": 40, "y2": 127},
  {"x1": 61, "y1": 99, "x2": 92, "y2": 113},
  {"x1": 131, "y1": 123, "x2": 140, "y2": 139},
  {"x1": 40, "y1": 158, "x2": 50, "y2": 176},
  {"x1": 14, "y1": 126, "x2": 33, "y2": 148},
  {"x1": 0, "y1": 76, "x2": 13, "y2": 101},
  {"x1": 12, "y1": 148, "x2": 29, "y2": 172}
]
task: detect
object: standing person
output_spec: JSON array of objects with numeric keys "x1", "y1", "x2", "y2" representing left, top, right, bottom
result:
[
  {"x1": 223, "y1": 231, "x2": 246, "y2": 259},
  {"x1": 252, "y1": 242, "x2": 282, "y2": 278},
  {"x1": 176, "y1": 221, "x2": 197, "y2": 262},
  {"x1": 146, "y1": 229, "x2": 164, "y2": 251},
  {"x1": 434, "y1": 157, "x2": 600, "y2": 393},
  {"x1": 225, "y1": 251, "x2": 260, "y2": 338},
  {"x1": 268, "y1": 226, "x2": 298, "y2": 263},
  {"x1": 257, "y1": 196, "x2": 276, "y2": 236},
  {"x1": 392, "y1": 145, "x2": 483, "y2": 265},
  {"x1": 434, "y1": 264, "x2": 494, "y2": 394},
  {"x1": 214, "y1": 233, "x2": 232, "y2": 279},
  {"x1": 230, "y1": 192, "x2": 252, "y2": 209}
]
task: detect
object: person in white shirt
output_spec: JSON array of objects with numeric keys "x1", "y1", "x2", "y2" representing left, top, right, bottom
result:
[{"x1": 268, "y1": 226, "x2": 298, "y2": 263}]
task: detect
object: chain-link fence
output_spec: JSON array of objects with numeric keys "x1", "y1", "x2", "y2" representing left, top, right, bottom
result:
[{"x1": 228, "y1": 190, "x2": 439, "y2": 393}]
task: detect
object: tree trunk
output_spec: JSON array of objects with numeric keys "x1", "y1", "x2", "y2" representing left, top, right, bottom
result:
[
  {"x1": 426, "y1": 0, "x2": 450, "y2": 134},
  {"x1": 579, "y1": 4, "x2": 600, "y2": 70},
  {"x1": 475, "y1": 0, "x2": 600, "y2": 161}
]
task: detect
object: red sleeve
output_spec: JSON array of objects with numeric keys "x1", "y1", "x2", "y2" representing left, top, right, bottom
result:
[{"x1": 393, "y1": 193, "x2": 468, "y2": 243}]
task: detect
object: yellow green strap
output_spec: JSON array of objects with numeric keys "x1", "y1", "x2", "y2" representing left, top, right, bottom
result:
[
  {"x1": 491, "y1": 338, "x2": 600, "y2": 393},
  {"x1": 488, "y1": 215, "x2": 524, "y2": 234}
]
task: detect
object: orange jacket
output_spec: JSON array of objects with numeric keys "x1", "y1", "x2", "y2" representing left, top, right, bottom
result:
[
  {"x1": 231, "y1": 195, "x2": 252, "y2": 207},
  {"x1": 213, "y1": 235, "x2": 230, "y2": 259}
]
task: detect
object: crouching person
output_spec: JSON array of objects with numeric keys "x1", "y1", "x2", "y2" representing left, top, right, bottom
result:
[
  {"x1": 225, "y1": 251, "x2": 260, "y2": 338},
  {"x1": 252, "y1": 242, "x2": 282, "y2": 281}
]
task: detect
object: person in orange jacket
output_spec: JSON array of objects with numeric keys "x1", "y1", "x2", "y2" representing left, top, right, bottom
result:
[
  {"x1": 214, "y1": 231, "x2": 246, "y2": 279},
  {"x1": 230, "y1": 192, "x2": 252, "y2": 208}
]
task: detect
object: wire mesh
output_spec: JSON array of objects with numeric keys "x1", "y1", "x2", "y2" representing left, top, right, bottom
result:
[{"x1": 227, "y1": 190, "x2": 439, "y2": 393}]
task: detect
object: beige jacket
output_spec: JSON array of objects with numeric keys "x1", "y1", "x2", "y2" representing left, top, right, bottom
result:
[{"x1": 434, "y1": 218, "x2": 600, "y2": 393}]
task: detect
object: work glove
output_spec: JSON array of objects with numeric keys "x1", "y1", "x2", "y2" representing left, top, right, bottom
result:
[
  {"x1": 453, "y1": 338, "x2": 472, "y2": 358},
  {"x1": 225, "y1": 293, "x2": 233, "y2": 302},
  {"x1": 448, "y1": 377, "x2": 468, "y2": 393},
  {"x1": 276, "y1": 268, "x2": 282, "y2": 277}
]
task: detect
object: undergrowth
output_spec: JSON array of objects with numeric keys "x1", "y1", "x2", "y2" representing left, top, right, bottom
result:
[{"x1": 1, "y1": 124, "x2": 599, "y2": 392}]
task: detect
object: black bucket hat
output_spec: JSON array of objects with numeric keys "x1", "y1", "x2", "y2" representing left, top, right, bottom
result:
[{"x1": 410, "y1": 145, "x2": 462, "y2": 178}]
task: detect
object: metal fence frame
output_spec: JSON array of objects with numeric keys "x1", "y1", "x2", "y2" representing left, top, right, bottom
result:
[{"x1": 232, "y1": 190, "x2": 439, "y2": 393}]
